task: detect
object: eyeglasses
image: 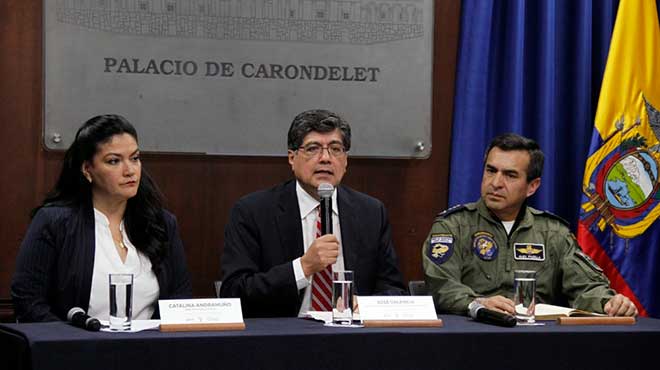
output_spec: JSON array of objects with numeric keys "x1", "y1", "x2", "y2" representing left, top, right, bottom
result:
[{"x1": 296, "y1": 143, "x2": 347, "y2": 158}]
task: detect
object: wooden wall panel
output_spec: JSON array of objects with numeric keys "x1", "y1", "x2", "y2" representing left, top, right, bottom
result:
[
  {"x1": 0, "y1": 0, "x2": 460, "y2": 319},
  {"x1": 0, "y1": 0, "x2": 44, "y2": 320}
]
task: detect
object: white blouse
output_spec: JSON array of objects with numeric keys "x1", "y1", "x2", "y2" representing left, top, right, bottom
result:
[{"x1": 87, "y1": 208, "x2": 160, "y2": 320}]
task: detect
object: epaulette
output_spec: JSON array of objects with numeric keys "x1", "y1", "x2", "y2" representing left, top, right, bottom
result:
[
  {"x1": 435, "y1": 204, "x2": 468, "y2": 219},
  {"x1": 529, "y1": 208, "x2": 570, "y2": 227}
]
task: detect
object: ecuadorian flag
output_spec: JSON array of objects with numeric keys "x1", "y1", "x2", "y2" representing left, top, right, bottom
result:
[{"x1": 578, "y1": 0, "x2": 660, "y2": 318}]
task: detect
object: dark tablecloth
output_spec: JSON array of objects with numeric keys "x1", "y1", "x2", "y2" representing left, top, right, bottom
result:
[{"x1": 2, "y1": 315, "x2": 659, "y2": 370}]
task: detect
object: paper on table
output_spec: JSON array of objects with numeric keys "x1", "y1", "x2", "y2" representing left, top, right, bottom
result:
[
  {"x1": 100, "y1": 319, "x2": 161, "y2": 333},
  {"x1": 304, "y1": 311, "x2": 363, "y2": 327},
  {"x1": 304, "y1": 311, "x2": 333, "y2": 323}
]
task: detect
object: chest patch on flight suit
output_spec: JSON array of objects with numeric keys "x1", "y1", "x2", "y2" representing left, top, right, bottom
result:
[
  {"x1": 427, "y1": 233, "x2": 454, "y2": 265},
  {"x1": 513, "y1": 243, "x2": 546, "y2": 261},
  {"x1": 472, "y1": 231, "x2": 498, "y2": 261}
]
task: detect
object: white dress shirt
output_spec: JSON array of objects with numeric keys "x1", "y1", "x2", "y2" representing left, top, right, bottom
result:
[
  {"x1": 293, "y1": 181, "x2": 344, "y2": 316},
  {"x1": 87, "y1": 208, "x2": 160, "y2": 320}
]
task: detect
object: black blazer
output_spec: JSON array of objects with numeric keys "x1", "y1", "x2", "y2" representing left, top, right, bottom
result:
[
  {"x1": 11, "y1": 203, "x2": 192, "y2": 322},
  {"x1": 220, "y1": 180, "x2": 406, "y2": 317}
]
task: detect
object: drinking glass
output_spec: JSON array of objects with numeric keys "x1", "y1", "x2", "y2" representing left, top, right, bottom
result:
[
  {"x1": 513, "y1": 270, "x2": 536, "y2": 324},
  {"x1": 109, "y1": 273, "x2": 133, "y2": 331},
  {"x1": 332, "y1": 270, "x2": 354, "y2": 325}
]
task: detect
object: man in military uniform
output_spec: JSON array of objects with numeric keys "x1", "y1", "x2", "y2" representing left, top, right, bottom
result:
[{"x1": 423, "y1": 133, "x2": 637, "y2": 317}]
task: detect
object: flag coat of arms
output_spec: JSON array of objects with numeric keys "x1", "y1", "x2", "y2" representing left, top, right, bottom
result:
[{"x1": 578, "y1": 0, "x2": 660, "y2": 318}]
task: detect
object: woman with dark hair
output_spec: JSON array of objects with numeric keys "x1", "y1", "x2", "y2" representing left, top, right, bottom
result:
[{"x1": 11, "y1": 114, "x2": 192, "y2": 322}]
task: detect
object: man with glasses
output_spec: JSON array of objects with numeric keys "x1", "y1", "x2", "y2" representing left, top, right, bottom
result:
[{"x1": 220, "y1": 109, "x2": 406, "y2": 317}]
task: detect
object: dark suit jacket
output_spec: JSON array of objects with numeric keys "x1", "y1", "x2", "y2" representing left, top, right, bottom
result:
[
  {"x1": 11, "y1": 203, "x2": 192, "y2": 322},
  {"x1": 220, "y1": 180, "x2": 406, "y2": 317}
]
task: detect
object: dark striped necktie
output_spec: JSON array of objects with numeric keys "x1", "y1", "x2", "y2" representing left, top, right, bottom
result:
[{"x1": 311, "y1": 206, "x2": 333, "y2": 311}]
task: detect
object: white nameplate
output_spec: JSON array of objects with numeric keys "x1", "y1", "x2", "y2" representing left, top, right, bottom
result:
[
  {"x1": 358, "y1": 296, "x2": 438, "y2": 321},
  {"x1": 158, "y1": 298, "x2": 244, "y2": 325}
]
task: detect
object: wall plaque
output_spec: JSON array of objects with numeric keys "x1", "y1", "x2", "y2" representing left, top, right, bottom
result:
[{"x1": 45, "y1": 0, "x2": 434, "y2": 157}]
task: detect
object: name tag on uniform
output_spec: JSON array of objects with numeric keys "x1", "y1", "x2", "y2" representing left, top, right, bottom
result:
[{"x1": 513, "y1": 243, "x2": 545, "y2": 261}]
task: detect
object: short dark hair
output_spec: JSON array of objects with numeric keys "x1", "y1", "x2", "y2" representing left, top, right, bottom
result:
[
  {"x1": 287, "y1": 109, "x2": 351, "y2": 151},
  {"x1": 484, "y1": 133, "x2": 544, "y2": 181}
]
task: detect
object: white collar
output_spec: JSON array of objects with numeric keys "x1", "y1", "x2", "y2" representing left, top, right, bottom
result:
[
  {"x1": 93, "y1": 208, "x2": 124, "y2": 232},
  {"x1": 295, "y1": 181, "x2": 339, "y2": 219}
]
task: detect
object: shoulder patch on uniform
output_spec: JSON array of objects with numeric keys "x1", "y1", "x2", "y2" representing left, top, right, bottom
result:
[
  {"x1": 575, "y1": 249, "x2": 604, "y2": 273},
  {"x1": 427, "y1": 233, "x2": 454, "y2": 266},
  {"x1": 530, "y1": 208, "x2": 570, "y2": 227},
  {"x1": 472, "y1": 231, "x2": 498, "y2": 261},
  {"x1": 435, "y1": 204, "x2": 471, "y2": 219}
]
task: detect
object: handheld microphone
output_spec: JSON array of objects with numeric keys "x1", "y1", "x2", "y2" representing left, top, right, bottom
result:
[
  {"x1": 317, "y1": 183, "x2": 334, "y2": 235},
  {"x1": 468, "y1": 300, "x2": 517, "y2": 327},
  {"x1": 67, "y1": 307, "x2": 101, "y2": 331}
]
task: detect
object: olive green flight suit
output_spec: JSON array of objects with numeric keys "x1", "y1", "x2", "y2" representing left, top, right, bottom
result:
[{"x1": 422, "y1": 199, "x2": 615, "y2": 315}]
